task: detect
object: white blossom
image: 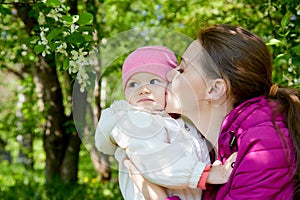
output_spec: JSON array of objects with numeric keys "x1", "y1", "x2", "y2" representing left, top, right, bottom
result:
[
  {"x1": 38, "y1": 27, "x2": 51, "y2": 57},
  {"x1": 69, "y1": 49, "x2": 89, "y2": 74},
  {"x1": 56, "y1": 42, "x2": 68, "y2": 56},
  {"x1": 40, "y1": 45, "x2": 51, "y2": 57},
  {"x1": 70, "y1": 24, "x2": 79, "y2": 33},
  {"x1": 71, "y1": 50, "x2": 79, "y2": 59},
  {"x1": 38, "y1": 12, "x2": 46, "y2": 24},
  {"x1": 40, "y1": 27, "x2": 49, "y2": 33},
  {"x1": 101, "y1": 38, "x2": 107, "y2": 45},
  {"x1": 68, "y1": 48, "x2": 92, "y2": 92},
  {"x1": 69, "y1": 60, "x2": 79, "y2": 74},
  {"x1": 77, "y1": 67, "x2": 91, "y2": 92},
  {"x1": 71, "y1": 48, "x2": 88, "y2": 60},
  {"x1": 39, "y1": 27, "x2": 49, "y2": 45},
  {"x1": 47, "y1": 8, "x2": 63, "y2": 21}
]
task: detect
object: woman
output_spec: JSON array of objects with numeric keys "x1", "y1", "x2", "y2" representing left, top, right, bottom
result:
[{"x1": 124, "y1": 24, "x2": 300, "y2": 199}]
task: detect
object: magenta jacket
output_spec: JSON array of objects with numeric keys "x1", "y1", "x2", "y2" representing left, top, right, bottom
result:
[
  {"x1": 204, "y1": 96, "x2": 296, "y2": 199},
  {"x1": 168, "y1": 96, "x2": 296, "y2": 200}
]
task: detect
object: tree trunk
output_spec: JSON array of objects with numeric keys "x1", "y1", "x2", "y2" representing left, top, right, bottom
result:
[
  {"x1": 92, "y1": 58, "x2": 111, "y2": 180},
  {"x1": 15, "y1": 1, "x2": 113, "y2": 183},
  {"x1": 90, "y1": 147, "x2": 111, "y2": 180},
  {"x1": 60, "y1": 121, "x2": 81, "y2": 182},
  {"x1": 34, "y1": 56, "x2": 66, "y2": 182},
  {"x1": 16, "y1": 3, "x2": 82, "y2": 183},
  {"x1": 73, "y1": 78, "x2": 111, "y2": 180},
  {"x1": 34, "y1": 56, "x2": 82, "y2": 182}
]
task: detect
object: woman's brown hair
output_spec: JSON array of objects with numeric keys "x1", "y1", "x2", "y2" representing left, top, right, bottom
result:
[{"x1": 198, "y1": 24, "x2": 300, "y2": 199}]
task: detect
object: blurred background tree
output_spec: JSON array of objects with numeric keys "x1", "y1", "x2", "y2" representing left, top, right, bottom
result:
[{"x1": 0, "y1": 0, "x2": 299, "y2": 199}]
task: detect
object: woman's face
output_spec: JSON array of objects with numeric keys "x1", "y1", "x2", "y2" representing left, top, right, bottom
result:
[{"x1": 165, "y1": 40, "x2": 211, "y2": 116}]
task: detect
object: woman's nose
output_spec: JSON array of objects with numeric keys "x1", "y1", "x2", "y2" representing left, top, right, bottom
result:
[
  {"x1": 138, "y1": 86, "x2": 151, "y2": 94},
  {"x1": 167, "y1": 68, "x2": 179, "y2": 83}
]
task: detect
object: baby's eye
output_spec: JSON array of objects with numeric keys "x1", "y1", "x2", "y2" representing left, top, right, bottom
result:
[
  {"x1": 128, "y1": 82, "x2": 138, "y2": 88},
  {"x1": 150, "y1": 79, "x2": 160, "y2": 85}
]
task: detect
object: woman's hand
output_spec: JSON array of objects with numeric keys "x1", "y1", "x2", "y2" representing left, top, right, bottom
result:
[
  {"x1": 206, "y1": 152, "x2": 237, "y2": 184},
  {"x1": 123, "y1": 158, "x2": 168, "y2": 200}
]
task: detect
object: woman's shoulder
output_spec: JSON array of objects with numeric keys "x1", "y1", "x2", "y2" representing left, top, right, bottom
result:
[
  {"x1": 226, "y1": 96, "x2": 285, "y2": 131},
  {"x1": 221, "y1": 96, "x2": 289, "y2": 147}
]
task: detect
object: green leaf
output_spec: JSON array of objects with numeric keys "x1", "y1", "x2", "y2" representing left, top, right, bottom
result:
[
  {"x1": 66, "y1": 32, "x2": 85, "y2": 46},
  {"x1": 82, "y1": 34, "x2": 93, "y2": 42},
  {"x1": 45, "y1": 0, "x2": 61, "y2": 6},
  {"x1": 77, "y1": 26, "x2": 95, "y2": 33},
  {"x1": 292, "y1": 57, "x2": 300, "y2": 67},
  {"x1": 46, "y1": 28, "x2": 62, "y2": 42},
  {"x1": 49, "y1": 43, "x2": 61, "y2": 51},
  {"x1": 0, "y1": 6, "x2": 11, "y2": 16},
  {"x1": 274, "y1": 54, "x2": 289, "y2": 67},
  {"x1": 281, "y1": 12, "x2": 291, "y2": 28},
  {"x1": 63, "y1": 59, "x2": 69, "y2": 70},
  {"x1": 266, "y1": 39, "x2": 282, "y2": 46},
  {"x1": 34, "y1": 45, "x2": 45, "y2": 54},
  {"x1": 62, "y1": 15, "x2": 74, "y2": 24},
  {"x1": 291, "y1": 45, "x2": 300, "y2": 56},
  {"x1": 278, "y1": 30, "x2": 290, "y2": 37},
  {"x1": 77, "y1": 12, "x2": 94, "y2": 25}
]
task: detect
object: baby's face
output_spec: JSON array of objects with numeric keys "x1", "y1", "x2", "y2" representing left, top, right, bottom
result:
[{"x1": 125, "y1": 72, "x2": 168, "y2": 111}]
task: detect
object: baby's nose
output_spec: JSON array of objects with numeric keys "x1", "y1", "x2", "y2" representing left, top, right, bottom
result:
[{"x1": 138, "y1": 86, "x2": 151, "y2": 94}]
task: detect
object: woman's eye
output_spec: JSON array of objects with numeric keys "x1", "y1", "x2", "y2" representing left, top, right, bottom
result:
[
  {"x1": 128, "y1": 82, "x2": 138, "y2": 88},
  {"x1": 150, "y1": 79, "x2": 160, "y2": 84},
  {"x1": 177, "y1": 68, "x2": 184, "y2": 73}
]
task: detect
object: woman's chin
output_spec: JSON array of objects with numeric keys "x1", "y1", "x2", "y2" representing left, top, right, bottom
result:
[{"x1": 165, "y1": 103, "x2": 182, "y2": 114}]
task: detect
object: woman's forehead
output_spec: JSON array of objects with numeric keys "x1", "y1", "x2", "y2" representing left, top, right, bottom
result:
[
  {"x1": 182, "y1": 40, "x2": 202, "y2": 62},
  {"x1": 181, "y1": 40, "x2": 205, "y2": 73},
  {"x1": 181, "y1": 40, "x2": 220, "y2": 78}
]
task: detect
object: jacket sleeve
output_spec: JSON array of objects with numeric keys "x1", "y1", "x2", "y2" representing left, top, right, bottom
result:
[
  {"x1": 219, "y1": 126, "x2": 294, "y2": 199},
  {"x1": 141, "y1": 152, "x2": 206, "y2": 189},
  {"x1": 94, "y1": 108, "x2": 118, "y2": 155},
  {"x1": 130, "y1": 126, "x2": 207, "y2": 189}
]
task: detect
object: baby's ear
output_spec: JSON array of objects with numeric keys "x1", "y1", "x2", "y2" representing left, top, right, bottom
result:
[{"x1": 206, "y1": 78, "x2": 227, "y2": 100}]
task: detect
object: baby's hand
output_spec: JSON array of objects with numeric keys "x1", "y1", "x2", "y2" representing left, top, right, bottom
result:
[
  {"x1": 206, "y1": 152, "x2": 237, "y2": 184},
  {"x1": 123, "y1": 158, "x2": 168, "y2": 200}
]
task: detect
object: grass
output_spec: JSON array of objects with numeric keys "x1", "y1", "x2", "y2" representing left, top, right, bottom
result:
[{"x1": 0, "y1": 142, "x2": 123, "y2": 200}]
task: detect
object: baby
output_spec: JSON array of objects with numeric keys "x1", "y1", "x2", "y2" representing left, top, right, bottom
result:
[{"x1": 95, "y1": 46, "x2": 212, "y2": 200}]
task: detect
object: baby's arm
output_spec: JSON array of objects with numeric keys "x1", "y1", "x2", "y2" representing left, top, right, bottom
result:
[
  {"x1": 123, "y1": 153, "x2": 237, "y2": 200},
  {"x1": 129, "y1": 130, "x2": 207, "y2": 189},
  {"x1": 129, "y1": 133, "x2": 237, "y2": 190},
  {"x1": 95, "y1": 108, "x2": 118, "y2": 155},
  {"x1": 123, "y1": 158, "x2": 168, "y2": 200}
]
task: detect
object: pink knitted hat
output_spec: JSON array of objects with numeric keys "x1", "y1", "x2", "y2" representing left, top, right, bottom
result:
[{"x1": 122, "y1": 46, "x2": 178, "y2": 89}]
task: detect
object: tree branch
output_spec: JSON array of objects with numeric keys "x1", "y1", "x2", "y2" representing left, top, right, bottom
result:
[
  {"x1": 14, "y1": 3, "x2": 37, "y2": 35},
  {"x1": 1, "y1": 65, "x2": 24, "y2": 79}
]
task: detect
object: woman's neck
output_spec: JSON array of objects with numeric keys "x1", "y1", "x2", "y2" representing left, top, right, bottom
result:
[{"x1": 186, "y1": 101, "x2": 233, "y2": 152}]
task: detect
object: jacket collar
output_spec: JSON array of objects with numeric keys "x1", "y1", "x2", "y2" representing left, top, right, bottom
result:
[
  {"x1": 218, "y1": 96, "x2": 275, "y2": 160},
  {"x1": 221, "y1": 96, "x2": 268, "y2": 136}
]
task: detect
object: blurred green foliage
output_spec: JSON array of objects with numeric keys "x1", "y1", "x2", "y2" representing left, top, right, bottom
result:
[
  {"x1": 0, "y1": 144, "x2": 122, "y2": 200},
  {"x1": 0, "y1": 0, "x2": 299, "y2": 199}
]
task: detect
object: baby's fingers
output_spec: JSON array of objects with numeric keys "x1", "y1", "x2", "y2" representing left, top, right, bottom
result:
[{"x1": 224, "y1": 152, "x2": 238, "y2": 171}]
